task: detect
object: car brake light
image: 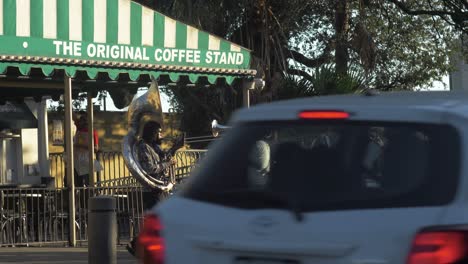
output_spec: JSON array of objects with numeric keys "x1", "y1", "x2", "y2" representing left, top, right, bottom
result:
[
  {"x1": 137, "y1": 214, "x2": 165, "y2": 264},
  {"x1": 407, "y1": 230, "x2": 468, "y2": 264},
  {"x1": 298, "y1": 111, "x2": 349, "y2": 119}
]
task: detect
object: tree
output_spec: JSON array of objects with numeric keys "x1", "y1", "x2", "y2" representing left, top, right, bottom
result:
[
  {"x1": 159, "y1": 80, "x2": 241, "y2": 147},
  {"x1": 287, "y1": 0, "x2": 465, "y2": 90},
  {"x1": 149, "y1": 0, "x2": 467, "y2": 137},
  {"x1": 154, "y1": 0, "x2": 465, "y2": 90},
  {"x1": 385, "y1": 0, "x2": 468, "y2": 33},
  {"x1": 47, "y1": 91, "x2": 107, "y2": 112}
]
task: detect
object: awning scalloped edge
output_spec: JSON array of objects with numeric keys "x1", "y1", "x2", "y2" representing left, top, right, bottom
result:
[
  {"x1": 0, "y1": 62, "x2": 252, "y2": 85},
  {"x1": 0, "y1": 54, "x2": 256, "y2": 76}
]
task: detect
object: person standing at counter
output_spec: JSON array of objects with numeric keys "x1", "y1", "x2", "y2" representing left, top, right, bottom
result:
[{"x1": 73, "y1": 114, "x2": 101, "y2": 187}]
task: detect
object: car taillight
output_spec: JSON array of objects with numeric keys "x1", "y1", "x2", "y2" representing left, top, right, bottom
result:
[
  {"x1": 137, "y1": 214, "x2": 165, "y2": 264},
  {"x1": 407, "y1": 230, "x2": 468, "y2": 264},
  {"x1": 298, "y1": 110, "x2": 349, "y2": 119}
]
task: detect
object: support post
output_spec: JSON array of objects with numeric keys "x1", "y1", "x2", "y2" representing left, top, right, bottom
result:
[
  {"x1": 88, "y1": 196, "x2": 117, "y2": 264},
  {"x1": 64, "y1": 75, "x2": 76, "y2": 247},
  {"x1": 103, "y1": 92, "x2": 107, "y2": 112},
  {"x1": 242, "y1": 79, "x2": 254, "y2": 108},
  {"x1": 38, "y1": 98, "x2": 50, "y2": 179},
  {"x1": 37, "y1": 97, "x2": 52, "y2": 187},
  {"x1": 87, "y1": 93, "x2": 95, "y2": 186}
]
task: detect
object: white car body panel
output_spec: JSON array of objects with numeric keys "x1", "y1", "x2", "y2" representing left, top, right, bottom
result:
[
  {"x1": 145, "y1": 91, "x2": 468, "y2": 264},
  {"x1": 157, "y1": 198, "x2": 448, "y2": 264}
]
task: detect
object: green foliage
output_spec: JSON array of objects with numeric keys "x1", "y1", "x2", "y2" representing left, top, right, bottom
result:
[
  {"x1": 277, "y1": 64, "x2": 366, "y2": 100},
  {"x1": 276, "y1": 75, "x2": 313, "y2": 100},
  {"x1": 289, "y1": 0, "x2": 464, "y2": 91},
  {"x1": 154, "y1": 0, "x2": 465, "y2": 92},
  {"x1": 309, "y1": 65, "x2": 364, "y2": 95},
  {"x1": 152, "y1": 0, "x2": 466, "y2": 137},
  {"x1": 160, "y1": 82, "x2": 240, "y2": 147},
  {"x1": 361, "y1": 0, "x2": 463, "y2": 90}
]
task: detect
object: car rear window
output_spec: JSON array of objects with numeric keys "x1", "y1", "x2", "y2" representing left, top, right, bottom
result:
[{"x1": 180, "y1": 121, "x2": 461, "y2": 211}]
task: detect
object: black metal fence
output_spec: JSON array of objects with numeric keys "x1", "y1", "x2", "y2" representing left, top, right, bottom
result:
[
  {"x1": 73, "y1": 186, "x2": 144, "y2": 245},
  {"x1": 0, "y1": 188, "x2": 68, "y2": 246},
  {"x1": 172, "y1": 150, "x2": 208, "y2": 181},
  {"x1": 1, "y1": 149, "x2": 207, "y2": 247},
  {"x1": 0, "y1": 186, "x2": 143, "y2": 246}
]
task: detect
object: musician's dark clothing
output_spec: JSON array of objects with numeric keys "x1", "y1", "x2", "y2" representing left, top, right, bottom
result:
[
  {"x1": 129, "y1": 139, "x2": 171, "y2": 257},
  {"x1": 136, "y1": 139, "x2": 171, "y2": 184}
]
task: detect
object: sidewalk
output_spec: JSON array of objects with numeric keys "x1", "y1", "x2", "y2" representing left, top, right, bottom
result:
[{"x1": 0, "y1": 247, "x2": 137, "y2": 264}]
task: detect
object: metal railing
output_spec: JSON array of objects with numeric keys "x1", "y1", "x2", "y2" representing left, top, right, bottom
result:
[
  {"x1": 0, "y1": 149, "x2": 207, "y2": 246},
  {"x1": 0, "y1": 186, "x2": 144, "y2": 246},
  {"x1": 97, "y1": 152, "x2": 131, "y2": 184},
  {"x1": 49, "y1": 151, "x2": 132, "y2": 188},
  {"x1": 97, "y1": 176, "x2": 139, "y2": 188},
  {"x1": 50, "y1": 150, "x2": 208, "y2": 188},
  {"x1": 0, "y1": 188, "x2": 68, "y2": 246},
  {"x1": 73, "y1": 186, "x2": 144, "y2": 244},
  {"x1": 173, "y1": 149, "x2": 208, "y2": 180}
]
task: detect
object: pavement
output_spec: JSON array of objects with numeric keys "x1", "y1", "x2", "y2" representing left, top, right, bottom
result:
[{"x1": 0, "y1": 246, "x2": 137, "y2": 264}]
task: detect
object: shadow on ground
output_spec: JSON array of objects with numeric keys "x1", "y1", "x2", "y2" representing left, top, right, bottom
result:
[{"x1": 0, "y1": 247, "x2": 136, "y2": 264}]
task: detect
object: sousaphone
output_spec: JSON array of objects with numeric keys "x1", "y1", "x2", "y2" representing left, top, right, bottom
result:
[{"x1": 122, "y1": 80, "x2": 175, "y2": 191}]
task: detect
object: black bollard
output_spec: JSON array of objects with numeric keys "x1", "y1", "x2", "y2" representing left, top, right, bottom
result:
[{"x1": 88, "y1": 196, "x2": 117, "y2": 264}]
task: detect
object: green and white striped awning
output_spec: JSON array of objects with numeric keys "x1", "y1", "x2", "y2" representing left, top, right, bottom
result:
[{"x1": 0, "y1": 0, "x2": 255, "y2": 84}]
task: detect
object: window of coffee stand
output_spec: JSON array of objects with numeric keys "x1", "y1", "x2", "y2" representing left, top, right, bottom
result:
[{"x1": 0, "y1": 0, "x2": 256, "y2": 246}]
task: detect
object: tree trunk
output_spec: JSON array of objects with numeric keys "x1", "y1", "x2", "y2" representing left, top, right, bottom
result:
[
  {"x1": 186, "y1": 0, "x2": 193, "y2": 22},
  {"x1": 335, "y1": 0, "x2": 350, "y2": 75}
]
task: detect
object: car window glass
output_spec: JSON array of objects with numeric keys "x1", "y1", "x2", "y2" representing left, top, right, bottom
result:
[{"x1": 181, "y1": 121, "x2": 460, "y2": 211}]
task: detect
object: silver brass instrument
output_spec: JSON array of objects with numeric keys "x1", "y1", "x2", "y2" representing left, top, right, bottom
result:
[
  {"x1": 122, "y1": 80, "x2": 175, "y2": 192},
  {"x1": 211, "y1": 119, "x2": 231, "y2": 137}
]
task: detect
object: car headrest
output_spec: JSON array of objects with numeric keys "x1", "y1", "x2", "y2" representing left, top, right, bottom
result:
[{"x1": 248, "y1": 140, "x2": 270, "y2": 171}]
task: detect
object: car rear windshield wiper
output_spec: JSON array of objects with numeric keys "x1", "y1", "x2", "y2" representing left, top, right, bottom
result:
[{"x1": 216, "y1": 189, "x2": 304, "y2": 222}]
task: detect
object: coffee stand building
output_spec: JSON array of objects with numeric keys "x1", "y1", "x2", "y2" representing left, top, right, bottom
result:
[{"x1": 0, "y1": 0, "x2": 255, "y2": 246}]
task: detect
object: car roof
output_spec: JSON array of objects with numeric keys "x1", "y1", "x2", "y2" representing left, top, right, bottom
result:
[{"x1": 231, "y1": 90, "x2": 468, "y2": 124}]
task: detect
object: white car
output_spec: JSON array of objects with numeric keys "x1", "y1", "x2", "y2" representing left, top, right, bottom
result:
[{"x1": 136, "y1": 91, "x2": 468, "y2": 264}]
